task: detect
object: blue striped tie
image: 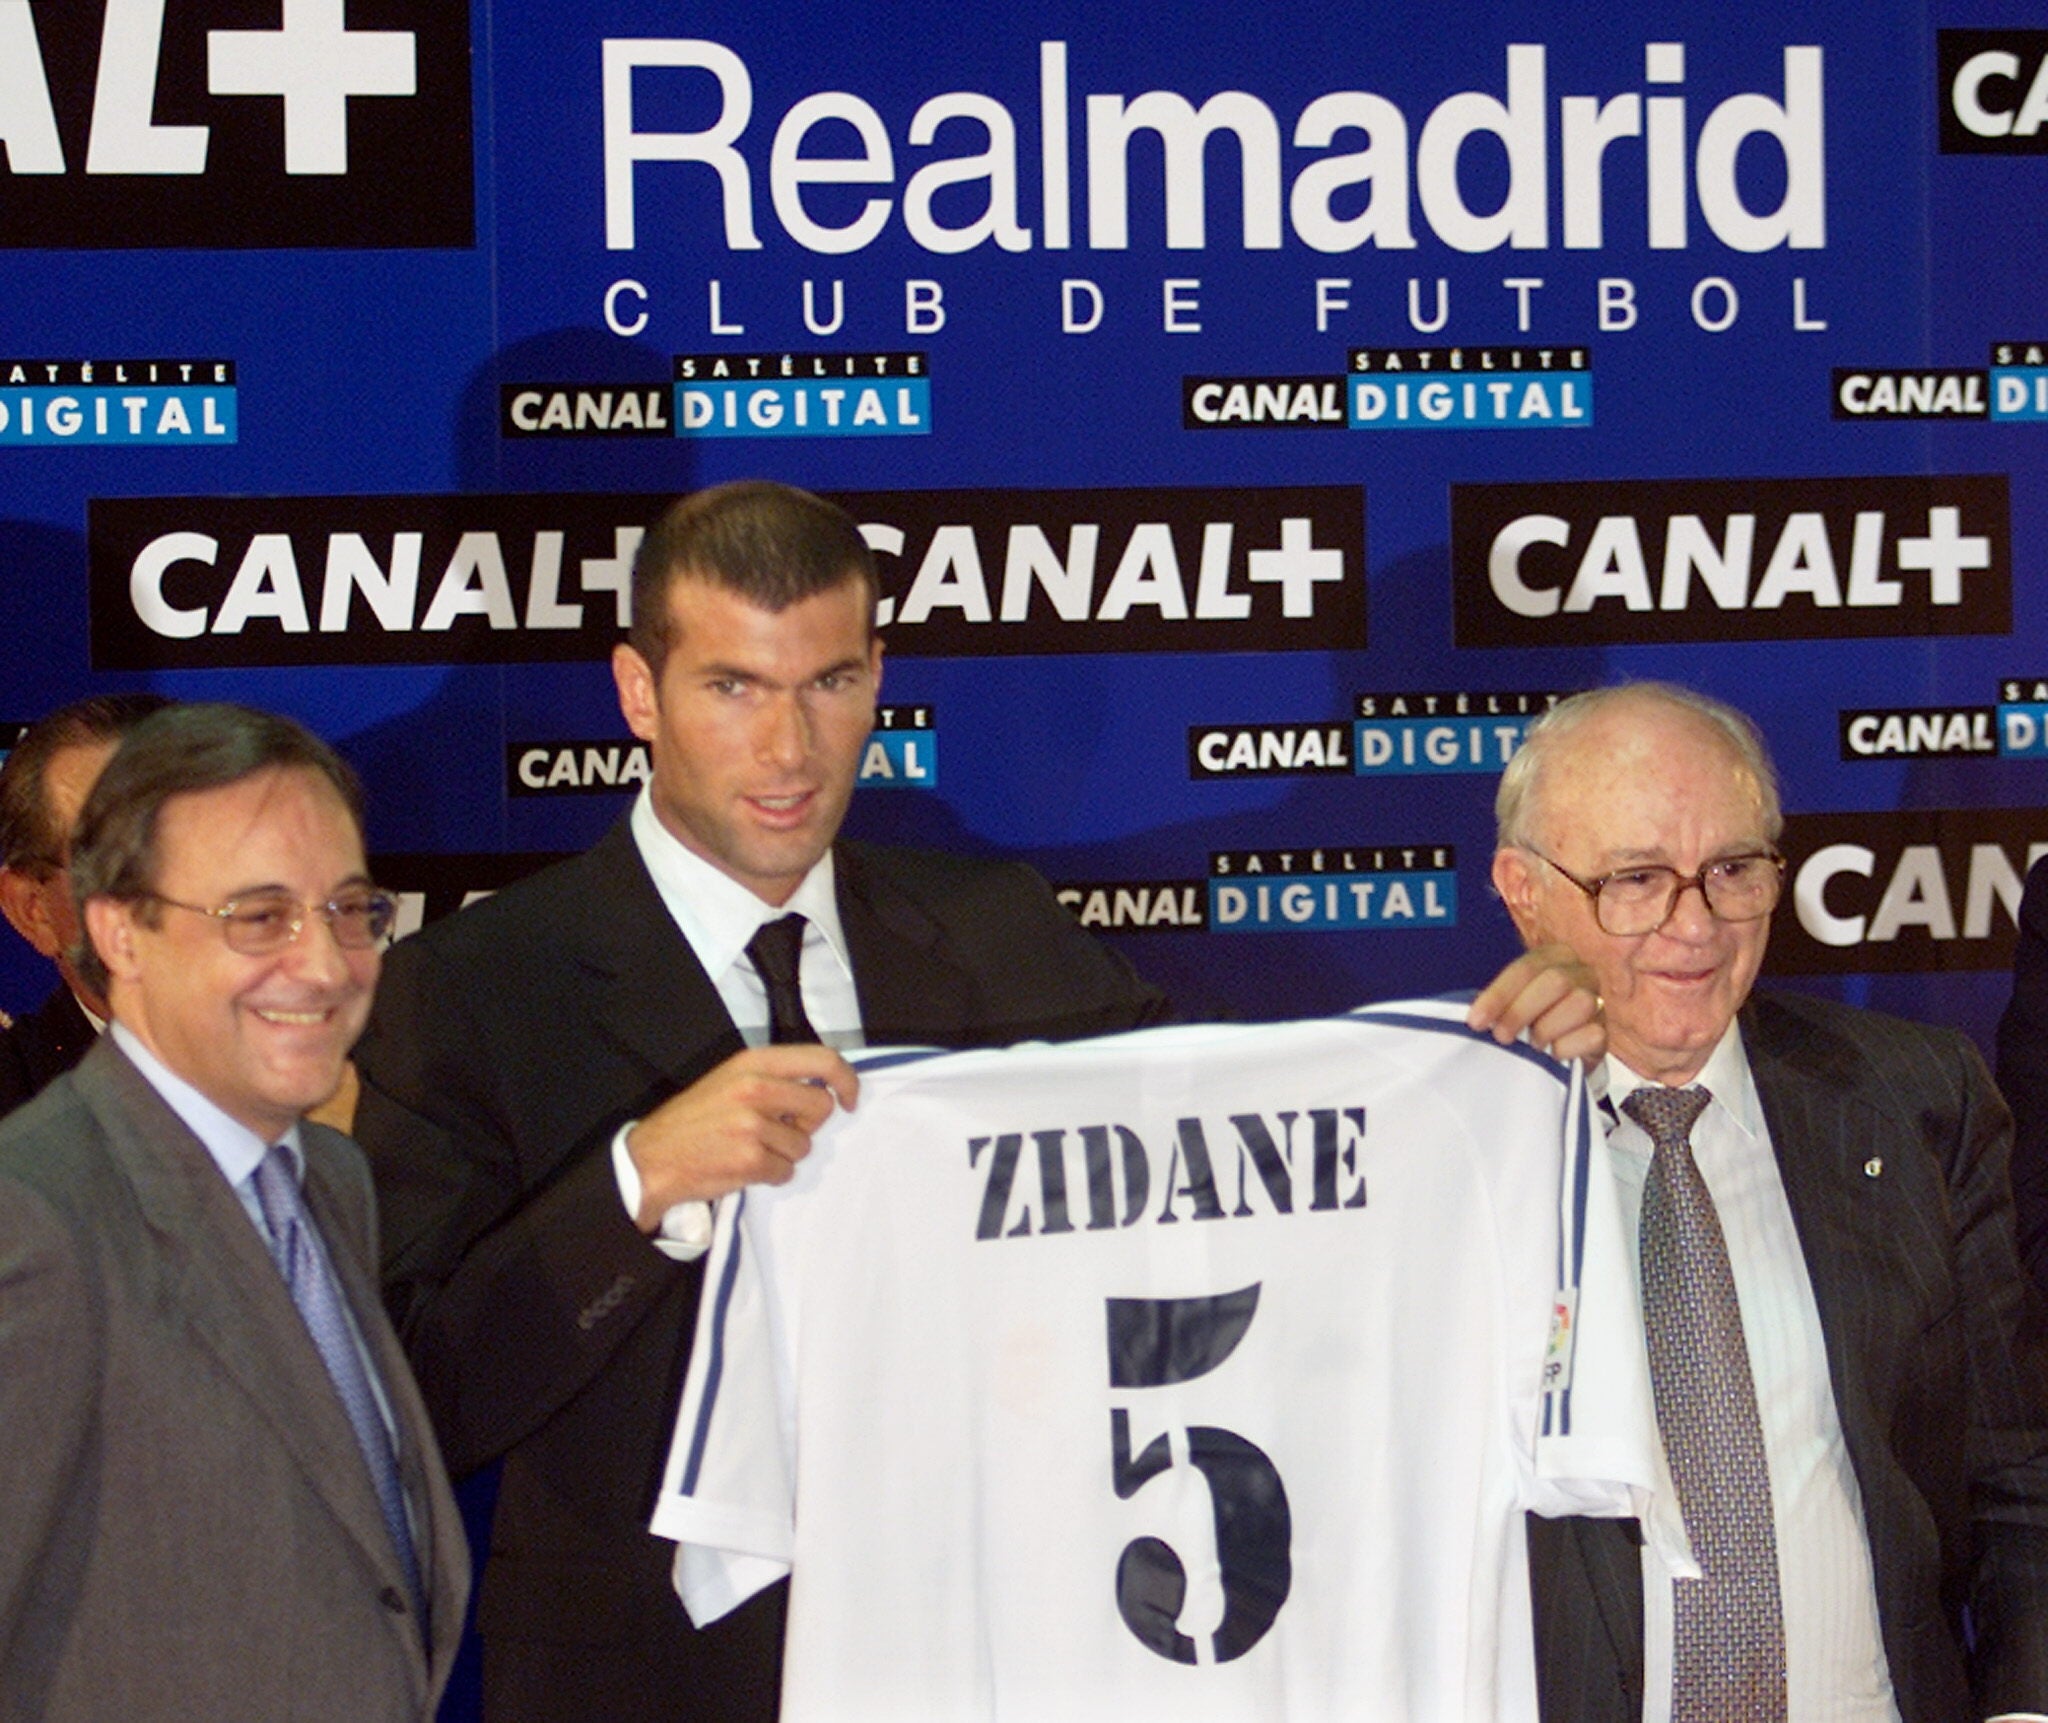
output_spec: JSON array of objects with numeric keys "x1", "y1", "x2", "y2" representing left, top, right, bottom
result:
[{"x1": 251, "y1": 1144, "x2": 425, "y2": 1622}]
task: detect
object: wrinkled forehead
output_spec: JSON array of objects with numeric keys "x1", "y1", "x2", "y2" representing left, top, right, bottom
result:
[
  {"x1": 1528, "y1": 704, "x2": 1766, "y2": 850},
  {"x1": 151, "y1": 767, "x2": 367, "y2": 887}
]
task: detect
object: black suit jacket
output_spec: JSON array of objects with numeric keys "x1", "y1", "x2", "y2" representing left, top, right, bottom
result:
[
  {"x1": 1996, "y1": 853, "x2": 2048, "y2": 1292},
  {"x1": 0, "y1": 983, "x2": 94, "y2": 1119},
  {"x1": 1530, "y1": 990, "x2": 2048, "y2": 1723},
  {"x1": 351, "y1": 820, "x2": 1168, "y2": 1722}
]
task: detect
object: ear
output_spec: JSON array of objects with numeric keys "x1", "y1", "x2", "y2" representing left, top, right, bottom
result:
[
  {"x1": 82, "y1": 895, "x2": 143, "y2": 989},
  {"x1": 1490, "y1": 847, "x2": 1549, "y2": 947},
  {"x1": 613, "y1": 642, "x2": 660, "y2": 743},
  {"x1": 0, "y1": 868, "x2": 63, "y2": 959},
  {"x1": 868, "y1": 633, "x2": 885, "y2": 698}
]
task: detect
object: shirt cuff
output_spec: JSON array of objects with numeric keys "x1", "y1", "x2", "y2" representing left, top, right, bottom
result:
[{"x1": 611, "y1": 1123, "x2": 715, "y2": 1260}]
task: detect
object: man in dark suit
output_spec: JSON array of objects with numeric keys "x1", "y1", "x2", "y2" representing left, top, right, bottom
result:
[
  {"x1": 1995, "y1": 857, "x2": 2048, "y2": 1293},
  {"x1": 0, "y1": 702, "x2": 467, "y2": 1720},
  {"x1": 353, "y1": 481, "x2": 1603, "y2": 1722},
  {"x1": 0, "y1": 692, "x2": 171, "y2": 1113},
  {"x1": 1491, "y1": 682, "x2": 2048, "y2": 1723}
]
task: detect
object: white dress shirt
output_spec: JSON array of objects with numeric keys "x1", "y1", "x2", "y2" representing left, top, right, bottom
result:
[
  {"x1": 611, "y1": 786, "x2": 866, "y2": 1256},
  {"x1": 1601, "y1": 1024, "x2": 1899, "y2": 1723}
]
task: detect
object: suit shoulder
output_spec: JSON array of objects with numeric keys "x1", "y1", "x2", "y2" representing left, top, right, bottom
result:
[
  {"x1": 1746, "y1": 988, "x2": 1984, "y2": 1103},
  {"x1": 841, "y1": 838, "x2": 1058, "y2": 902},
  {"x1": 0, "y1": 1072, "x2": 120, "y2": 1212},
  {"x1": 396, "y1": 839, "x2": 620, "y2": 962}
]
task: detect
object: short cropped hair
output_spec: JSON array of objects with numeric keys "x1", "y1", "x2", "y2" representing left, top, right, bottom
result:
[
  {"x1": 0, "y1": 692, "x2": 173, "y2": 876},
  {"x1": 629, "y1": 481, "x2": 879, "y2": 672},
  {"x1": 70, "y1": 704, "x2": 366, "y2": 997},
  {"x1": 1494, "y1": 681, "x2": 1784, "y2": 850}
]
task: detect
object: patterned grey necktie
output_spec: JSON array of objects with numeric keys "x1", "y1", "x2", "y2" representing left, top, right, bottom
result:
[
  {"x1": 251, "y1": 1144, "x2": 425, "y2": 1622},
  {"x1": 1624, "y1": 1084, "x2": 1787, "y2": 1722}
]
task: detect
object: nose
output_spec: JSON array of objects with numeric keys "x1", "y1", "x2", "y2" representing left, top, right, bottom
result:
[
  {"x1": 280, "y1": 906, "x2": 356, "y2": 984},
  {"x1": 1653, "y1": 875, "x2": 1718, "y2": 941},
  {"x1": 755, "y1": 691, "x2": 812, "y2": 768}
]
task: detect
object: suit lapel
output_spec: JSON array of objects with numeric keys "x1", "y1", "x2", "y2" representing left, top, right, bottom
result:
[
  {"x1": 575, "y1": 818, "x2": 745, "y2": 1080},
  {"x1": 1740, "y1": 995, "x2": 1901, "y2": 1445},
  {"x1": 836, "y1": 844, "x2": 977, "y2": 1043},
  {"x1": 76, "y1": 1044, "x2": 429, "y2": 1635}
]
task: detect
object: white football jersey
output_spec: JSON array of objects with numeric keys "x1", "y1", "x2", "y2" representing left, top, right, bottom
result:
[{"x1": 653, "y1": 1002, "x2": 1672, "y2": 1722}]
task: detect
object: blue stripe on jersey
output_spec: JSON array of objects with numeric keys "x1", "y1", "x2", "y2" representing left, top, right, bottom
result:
[
  {"x1": 848, "y1": 1045, "x2": 949, "y2": 1076},
  {"x1": 1342, "y1": 1004, "x2": 1574, "y2": 1083},
  {"x1": 680, "y1": 1190, "x2": 750, "y2": 1498}
]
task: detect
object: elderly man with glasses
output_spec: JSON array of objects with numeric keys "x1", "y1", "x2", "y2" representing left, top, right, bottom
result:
[{"x1": 1491, "y1": 680, "x2": 2048, "y2": 1723}]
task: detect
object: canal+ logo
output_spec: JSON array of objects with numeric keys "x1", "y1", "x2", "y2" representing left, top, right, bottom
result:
[{"x1": 0, "y1": 1, "x2": 472, "y2": 247}]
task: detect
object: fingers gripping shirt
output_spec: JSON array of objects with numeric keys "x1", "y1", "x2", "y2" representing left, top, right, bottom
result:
[{"x1": 652, "y1": 1002, "x2": 1675, "y2": 1723}]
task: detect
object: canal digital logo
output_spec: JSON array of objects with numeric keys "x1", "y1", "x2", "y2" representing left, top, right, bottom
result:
[
  {"x1": 507, "y1": 709, "x2": 937, "y2": 797},
  {"x1": 1209, "y1": 847, "x2": 1456, "y2": 932},
  {"x1": 503, "y1": 355, "x2": 930, "y2": 440},
  {"x1": 1189, "y1": 691, "x2": 1560, "y2": 778},
  {"x1": 1831, "y1": 343, "x2": 2048, "y2": 422},
  {"x1": 1185, "y1": 347, "x2": 1588, "y2": 433},
  {"x1": 1054, "y1": 845, "x2": 1457, "y2": 934},
  {"x1": 0, "y1": 360, "x2": 235, "y2": 446},
  {"x1": 1840, "y1": 681, "x2": 2048, "y2": 760}
]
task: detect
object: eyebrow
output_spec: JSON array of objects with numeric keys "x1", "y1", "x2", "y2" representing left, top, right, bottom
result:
[
  {"x1": 214, "y1": 871, "x2": 376, "y2": 900},
  {"x1": 697, "y1": 657, "x2": 871, "y2": 685}
]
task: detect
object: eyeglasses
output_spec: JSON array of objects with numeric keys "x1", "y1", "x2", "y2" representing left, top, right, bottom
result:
[
  {"x1": 143, "y1": 887, "x2": 398, "y2": 955},
  {"x1": 1530, "y1": 849, "x2": 1785, "y2": 937}
]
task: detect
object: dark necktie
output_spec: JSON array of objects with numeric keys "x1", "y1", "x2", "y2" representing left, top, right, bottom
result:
[
  {"x1": 250, "y1": 1144, "x2": 425, "y2": 1622},
  {"x1": 1624, "y1": 1084, "x2": 1787, "y2": 1722},
  {"x1": 748, "y1": 913, "x2": 821, "y2": 1045}
]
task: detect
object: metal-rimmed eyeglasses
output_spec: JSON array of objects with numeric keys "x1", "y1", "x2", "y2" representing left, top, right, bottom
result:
[
  {"x1": 1530, "y1": 849, "x2": 1785, "y2": 937},
  {"x1": 142, "y1": 887, "x2": 399, "y2": 955}
]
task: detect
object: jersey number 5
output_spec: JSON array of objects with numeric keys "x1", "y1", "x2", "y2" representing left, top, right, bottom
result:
[{"x1": 1106, "y1": 1285, "x2": 1293, "y2": 1664}]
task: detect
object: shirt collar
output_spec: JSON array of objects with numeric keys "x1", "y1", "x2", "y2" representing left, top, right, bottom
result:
[
  {"x1": 628, "y1": 786, "x2": 852, "y2": 983},
  {"x1": 1600, "y1": 1017, "x2": 1764, "y2": 1142},
  {"x1": 108, "y1": 1019, "x2": 304, "y2": 1190}
]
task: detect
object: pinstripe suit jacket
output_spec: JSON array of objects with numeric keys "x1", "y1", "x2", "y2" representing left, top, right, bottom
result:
[
  {"x1": 1529, "y1": 990, "x2": 2048, "y2": 1723},
  {"x1": 0, "y1": 1038, "x2": 469, "y2": 1722}
]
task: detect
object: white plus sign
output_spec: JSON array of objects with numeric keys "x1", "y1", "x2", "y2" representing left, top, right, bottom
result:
[
  {"x1": 1894, "y1": 505, "x2": 1990, "y2": 605},
  {"x1": 1246, "y1": 517, "x2": 1345, "y2": 618},
  {"x1": 209, "y1": 0, "x2": 416, "y2": 175}
]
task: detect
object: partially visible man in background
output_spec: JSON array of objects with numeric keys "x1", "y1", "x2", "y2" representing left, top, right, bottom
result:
[{"x1": 0, "y1": 692, "x2": 171, "y2": 1114}]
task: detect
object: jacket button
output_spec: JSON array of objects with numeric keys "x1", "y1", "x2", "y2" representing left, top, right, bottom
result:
[{"x1": 379, "y1": 1586, "x2": 408, "y2": 1614}]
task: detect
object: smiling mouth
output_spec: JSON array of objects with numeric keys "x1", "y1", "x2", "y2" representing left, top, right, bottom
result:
[{"x1": 254, "y1": 1007, "x2": 335, "y2": 1026}]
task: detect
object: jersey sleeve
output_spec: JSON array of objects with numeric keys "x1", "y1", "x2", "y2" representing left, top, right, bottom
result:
[{"x1": 650, "y1": 1187, "x2": 798, "y2": 1626}]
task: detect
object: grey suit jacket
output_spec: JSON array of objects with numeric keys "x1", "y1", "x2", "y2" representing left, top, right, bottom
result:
[
  {"x1": 0, "y1": 1038, "x2": 469, "y2": 1723},
  {"x1": 1530, "y1": 990, "x2": 2048, "y2": 1723},
  {"x1": 351, "y1": 818, "x2": 1168, "y2": 1722}
]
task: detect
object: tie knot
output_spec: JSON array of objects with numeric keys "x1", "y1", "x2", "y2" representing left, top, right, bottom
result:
[
  {"x1": 1621, "y1": 1084, "x2": 1711, "y2": 1148},
  {"x1": 747, "y1": 913, "x2": 808, "y2": 989},
  {"x1": 249, "y1": 1141, "x2": 301, "y2": 1245}
]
